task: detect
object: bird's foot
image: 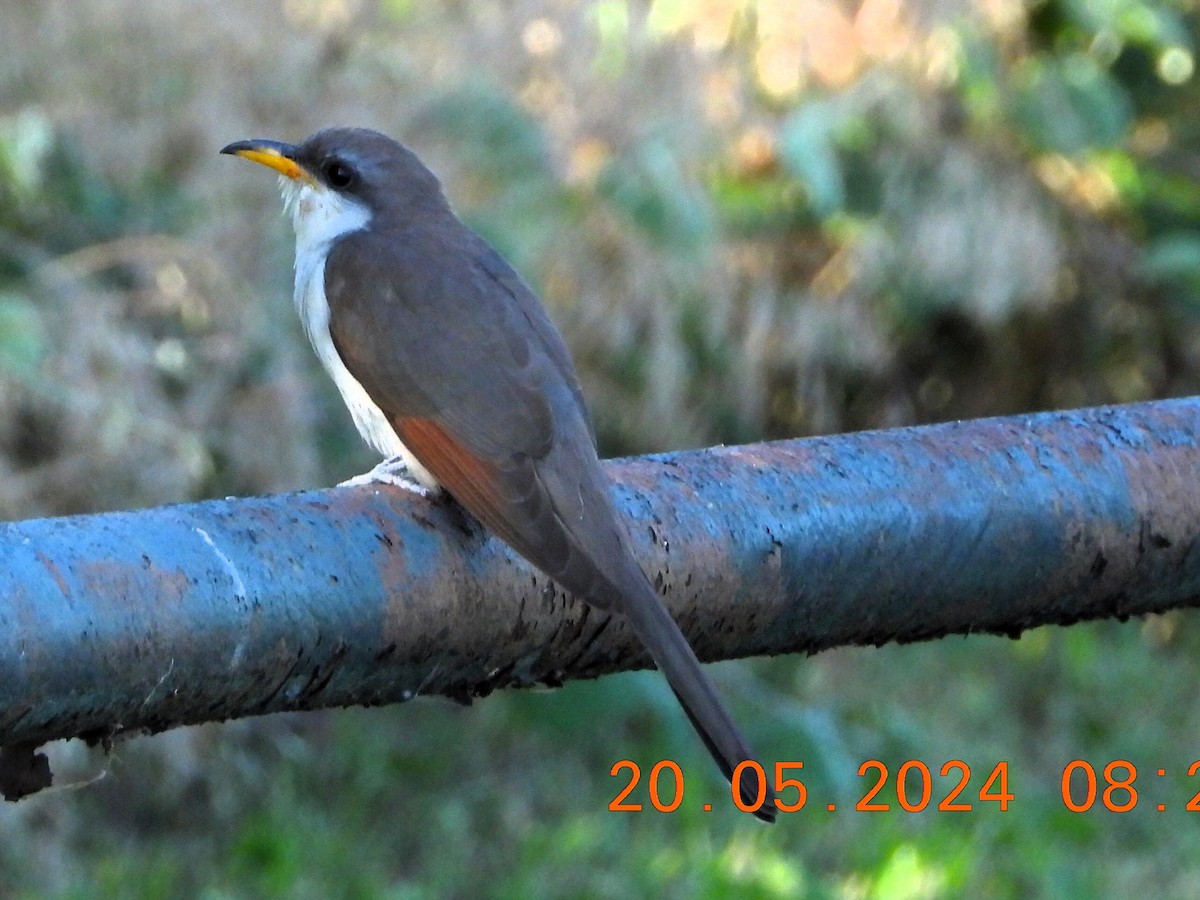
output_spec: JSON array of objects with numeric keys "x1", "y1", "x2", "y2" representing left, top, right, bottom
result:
[{"x1": 339, "y1": 456, "x2": 429, "y2": 495}]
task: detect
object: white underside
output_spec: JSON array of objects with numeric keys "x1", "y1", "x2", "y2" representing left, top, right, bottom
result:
[{"x1": 282, "y1": 177, "x2": 438, "y2": 489}]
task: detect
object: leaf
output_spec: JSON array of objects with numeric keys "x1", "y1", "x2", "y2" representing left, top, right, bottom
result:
[
  {"x1": 779, "y1": 100, "x2": 846, "y2": 217},
  {"x1": 417, "y1": 86, "x2": 551, "y2": 181},
  {"x1": 1012, "y1": 54, "x2": 1133, "y2": 154},
  {"x1": 0, "y1": 292, "x2": 47, "y2": 378},
  {"x1": 596, "y1": 137, "x2": 714, "y2": 251},
  {"x1": 1139, "y1": 232, "x2": 1200, "y2": 314},
  {"x1": 0, "y1": 107, "x2": 53, "y2": 212}
]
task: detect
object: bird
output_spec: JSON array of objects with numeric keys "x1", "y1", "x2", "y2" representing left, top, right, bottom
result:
[{"x1": 221, "y1": 127, "x2": 776, "y2": 821}]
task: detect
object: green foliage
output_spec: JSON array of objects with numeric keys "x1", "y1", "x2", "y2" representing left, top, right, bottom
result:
[
  {"x1": 0, "y1": 292, "x2": 47, "y2": 381},
  {"x1": 3, "y1": 0, "x2": 1200, "y2": 896},
  {"x1": 0, "y1": 110, "x2": 193, "y2": 263},
  {"x1": 779, "y1": 99, "x2": 856, "y2": 217},
  {"x1": 1141, "y1": 230, "x2": 1200, "y2": 309},
  {"x1": 708, "y1": 168, "x2": 807, "y2": 235},
  {"x1": 1012, "y1": 54, "x2": 1134, "y2": 153},
  {"x1": 416, "y1": 86, "x2": 569, "y2": 271},
  {"x1": 597, "y1": 136, "x2": 717, "y2": 253}
]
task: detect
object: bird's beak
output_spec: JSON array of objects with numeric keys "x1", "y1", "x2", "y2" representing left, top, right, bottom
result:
[{"x1": 220, "y1": 139, "x2": 313, "y2": 182}]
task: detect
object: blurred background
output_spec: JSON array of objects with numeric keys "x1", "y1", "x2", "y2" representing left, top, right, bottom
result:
[{"x1": 2, "y1": 0, "x2": 1200, "y2": 895}]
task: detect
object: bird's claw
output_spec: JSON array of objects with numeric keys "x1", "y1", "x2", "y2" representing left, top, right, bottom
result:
[{"x1": 339, "y1": 456, "x2": 429, "y2": 495}]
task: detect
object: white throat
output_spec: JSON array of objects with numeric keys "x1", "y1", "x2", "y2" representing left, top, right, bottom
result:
[
  {"x1": 281, "y1": 177, "x2": 372, "y2": 259},
  {"x1": 282, "y1": 178, "x2": 438, "y2": 488}
]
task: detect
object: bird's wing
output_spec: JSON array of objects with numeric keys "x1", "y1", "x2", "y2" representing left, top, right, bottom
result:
[{"x1": 325, "y1": 222, "x2": 623, "y2": 595}]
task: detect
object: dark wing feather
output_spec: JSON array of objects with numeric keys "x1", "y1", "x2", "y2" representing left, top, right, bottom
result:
[
  {"x1": 472, "y1": 242, "x2": 596, "y2": 446},
  {"x1": 325, "y1": 223, "x2": 561, "y2": 458}
]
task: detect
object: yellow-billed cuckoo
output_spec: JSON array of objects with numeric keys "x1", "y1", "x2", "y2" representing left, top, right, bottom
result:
[{"x1": 221, "y1": 128, "x2": 776, "y2": 821}]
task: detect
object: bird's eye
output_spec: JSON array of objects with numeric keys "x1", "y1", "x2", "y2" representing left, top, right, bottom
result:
[{"x1": 322, "y1": 159, "x2": 355, "y2": 189}]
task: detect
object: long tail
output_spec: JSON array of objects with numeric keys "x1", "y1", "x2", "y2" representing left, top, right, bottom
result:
[
  {"x1": 394, "y1": 417, "x2": 778, "y2": 819},
  {"x1": 608, "y1": 567, "x2": 777, "y2": 823}
]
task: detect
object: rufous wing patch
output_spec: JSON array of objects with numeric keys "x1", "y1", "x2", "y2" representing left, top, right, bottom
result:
[
  {"x1": 393, "y1": 416, "x2": 509, "y2": 529},
  {"x1": 392, "y1": 414, "x2": 575, "y2": 588}
]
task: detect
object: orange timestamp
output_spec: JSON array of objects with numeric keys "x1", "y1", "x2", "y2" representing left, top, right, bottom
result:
[
  {"x1": 609, "y1": 759, "x2": 1014, "y2": 816},
  {"x1": 611, "y1": 758, "x2": 1200, "y2": 815}
]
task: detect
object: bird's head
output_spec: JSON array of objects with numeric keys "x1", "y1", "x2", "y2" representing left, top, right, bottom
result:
[{"x1": 221, "y1": 127, "x2": 447, "y2": 247}]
